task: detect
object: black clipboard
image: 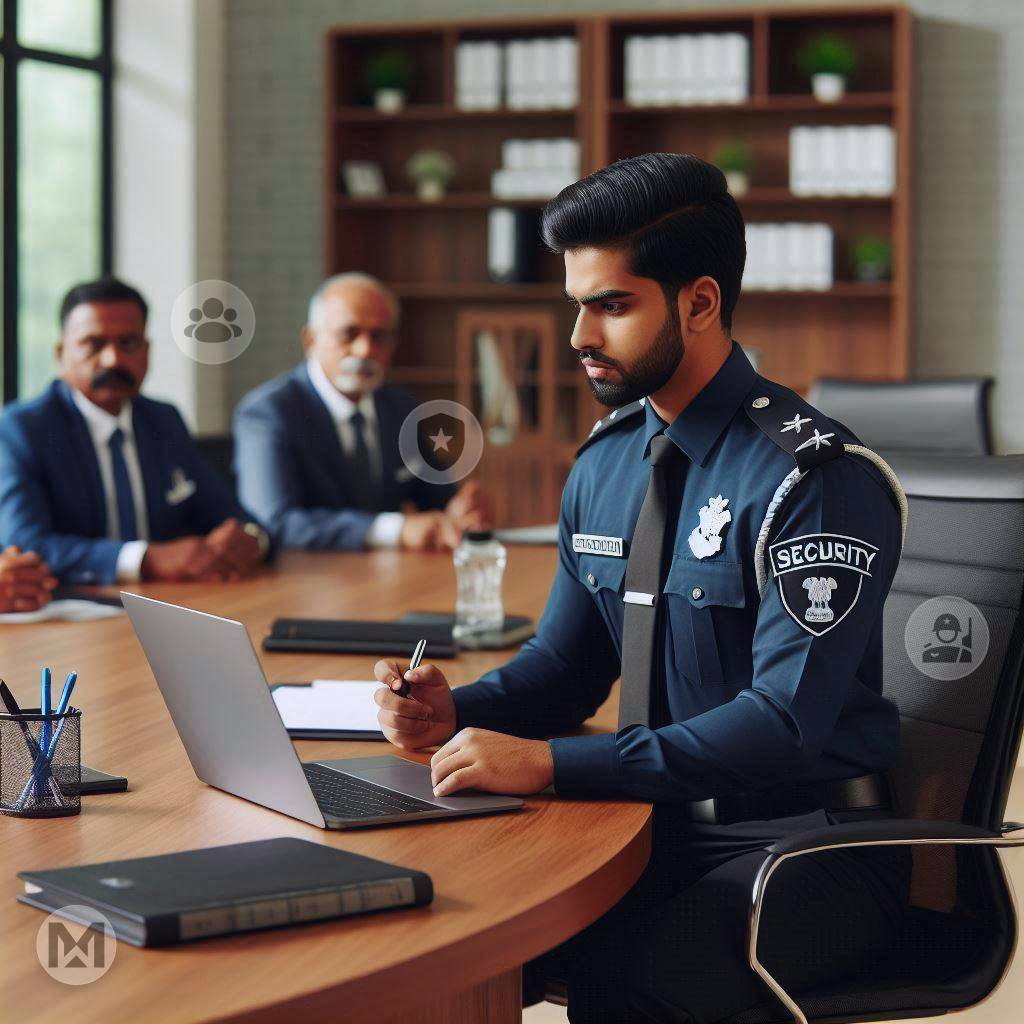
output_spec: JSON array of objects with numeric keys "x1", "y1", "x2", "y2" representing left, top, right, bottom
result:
[{"x1": 270, "y1": 683, "x2": 387, "y2": 741}]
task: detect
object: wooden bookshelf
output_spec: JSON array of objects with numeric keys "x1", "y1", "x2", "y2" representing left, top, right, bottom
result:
[{"x1": 324, "y1": 6, "x2": 913, "y2": 525}]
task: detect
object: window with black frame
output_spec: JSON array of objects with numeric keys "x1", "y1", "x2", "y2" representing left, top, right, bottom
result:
[{"x1": 1, "y1": 0, "x2": 112, "y2": 403}]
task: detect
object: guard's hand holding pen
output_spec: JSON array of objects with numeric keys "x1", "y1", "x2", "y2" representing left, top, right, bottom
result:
[{"x1": 372, "y1": 659, "x2": 456, "y2": 751}]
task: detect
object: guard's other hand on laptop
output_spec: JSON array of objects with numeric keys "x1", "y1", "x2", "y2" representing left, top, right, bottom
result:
[{"x1": 373, "y1": 659, "x2": 456, "y2": 750}]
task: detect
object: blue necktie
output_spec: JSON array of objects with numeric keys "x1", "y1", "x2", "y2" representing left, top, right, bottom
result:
[{"x1": 108, "y1": 427, "x2": 139, "y2": 541}]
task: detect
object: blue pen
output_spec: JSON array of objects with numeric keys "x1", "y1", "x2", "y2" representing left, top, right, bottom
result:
[
  {"x1": 21, "y1": 671, "x2": 76, "y2": 809},
  {"x1": 51, "y1": 671, "x2": 77, "y2": 725},
  {"x1": 37, "y1": 668, "x2": 52, "y2": 799},
  {"x1": 40, "y1": 667, "x2": 52, "y2": 739}
]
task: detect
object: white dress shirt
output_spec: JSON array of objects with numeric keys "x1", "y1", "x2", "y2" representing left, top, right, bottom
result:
[
  {"x1": 70, "y1": 389, "x2": 150, "y2": 581},
  {"x1": 305, "y1": 358, "x2": 404, "y2": 547}
]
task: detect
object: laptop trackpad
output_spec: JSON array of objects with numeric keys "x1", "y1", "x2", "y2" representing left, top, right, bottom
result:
[{"x1": 314, "y1": 755, "x2": 520, "y2": 810}]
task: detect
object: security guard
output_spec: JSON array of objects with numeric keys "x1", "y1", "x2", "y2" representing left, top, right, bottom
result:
[{"x1": 373, "y1": 153, "x2": 911, "y2": 1022}]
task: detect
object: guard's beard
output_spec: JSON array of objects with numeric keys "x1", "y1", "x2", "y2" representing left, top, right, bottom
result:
[
  {"x1": 333, "y1": 356, "x2": 384, "y2": 397},
  {"x1": 583, "y1": 307, "x2": 685, "y2": 407}
]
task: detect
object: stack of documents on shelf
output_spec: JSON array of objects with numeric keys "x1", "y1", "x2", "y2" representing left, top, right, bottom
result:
[
  {"x1": 506, "y1": 37, "x2": 578, "y2": 109},
  {"x1": 624, "y1": 33, "x2": 749, "y2": 105},
  {"x1": 743, "y1": 223, "x2": 834, "y2": 291},
  {"x1": 790, "y1": 125, "x2": 896, "y2": 196},
  {"x1": 455, "y1": 40, "x2": 503, "y2": 110},
  {"x1": 455, "y1": 37, "x2": 578, "y2": 111},
  {"x1": 492, "y1": 138, "x2": 580, "y2": 199}
]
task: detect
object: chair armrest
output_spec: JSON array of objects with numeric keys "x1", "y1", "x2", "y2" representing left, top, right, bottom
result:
[
  {"x1": 767, "y1": 817, "x2": 1012, "y2": 858},
  {"x1": 747, "y1": 819, "x2": 1024, "y2": 1024}
]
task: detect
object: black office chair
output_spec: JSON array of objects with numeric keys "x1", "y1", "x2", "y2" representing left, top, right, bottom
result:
[
  {"x1": 194, "y1": 434, "x2": 236, "y2": 487},
  {"x1": 808, "y1": 378, "x2": 994, "y2": 456},
  {"x1": 730, "y1": 453, "x2": 1024, "y2": 1023}
]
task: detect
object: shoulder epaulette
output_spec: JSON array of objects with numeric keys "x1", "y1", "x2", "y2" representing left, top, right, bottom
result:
[
  {"x1": 743, "y1": 380, "x2": 844, "y2": 473},
  {"x1": 575, "y1": 399, "x2": 646, "y2": 458}
]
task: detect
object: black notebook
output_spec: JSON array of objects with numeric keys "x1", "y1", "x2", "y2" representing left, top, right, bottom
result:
[
  {"x1": 262, "y1": 612, "x2": 533, "y2": 656},
  {"x1": 18, "y1": 837, "x2": 433, "y2": 948},
  {"x1": 262, "y1": 619, "x2": 457, "y2": 657}
]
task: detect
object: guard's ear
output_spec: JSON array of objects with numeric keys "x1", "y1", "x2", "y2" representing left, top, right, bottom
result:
[
  {"x1": 680, "y1": 275, "x2": 722, "y2": 332},
  {"x1": 301, "y1": 326, "x2": 314, "y2": 353}
]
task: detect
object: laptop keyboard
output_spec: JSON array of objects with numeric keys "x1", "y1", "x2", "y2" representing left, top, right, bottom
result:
[{"x1": 303, "y1": 763, "x2": 440, "y2": 820}]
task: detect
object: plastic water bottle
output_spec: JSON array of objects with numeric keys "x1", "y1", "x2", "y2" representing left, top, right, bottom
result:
[{"x1": 453, "y1": 531, "x2": 507, "y2": 646}]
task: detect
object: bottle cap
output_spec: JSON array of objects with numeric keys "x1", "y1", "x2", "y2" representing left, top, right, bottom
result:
[{"x1": 466, "y1": 530, "x2": 493, "y2": 542}]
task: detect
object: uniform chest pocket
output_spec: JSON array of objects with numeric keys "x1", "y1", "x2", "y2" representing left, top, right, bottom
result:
[
  {"x1": 664, "y1": 558, "x2": 750, "y2": 687},
  {"x1": 578, "y1": 553, "x2": 628, "y2": 597}
]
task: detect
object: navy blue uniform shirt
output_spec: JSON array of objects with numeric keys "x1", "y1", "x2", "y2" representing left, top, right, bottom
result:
[{"x1": 452, "y1": 343, "x2": 902, "y2": 803}]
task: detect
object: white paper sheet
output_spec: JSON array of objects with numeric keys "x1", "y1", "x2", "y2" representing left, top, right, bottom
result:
[
  {"x1": 272, "y1": 680, "x2": 384, "y2": 733},
  {"x1": 0, "y1": 599, "x2": 126, "y2": 624}
]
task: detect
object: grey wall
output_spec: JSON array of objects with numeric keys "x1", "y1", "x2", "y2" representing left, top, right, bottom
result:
[{"x1": 225, "y1": 0, "x2": 1024, "y2": 451}]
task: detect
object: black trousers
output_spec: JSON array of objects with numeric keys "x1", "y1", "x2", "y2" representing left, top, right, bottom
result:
[{"x1": 525, "y1": 805, "x2": 911, "y2": 1024}]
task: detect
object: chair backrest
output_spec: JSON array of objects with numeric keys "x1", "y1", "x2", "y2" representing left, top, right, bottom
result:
[
  {"x1": 810, "y1": 378, "x2": 993, "y2": 455},
  {"x1": 881, "y1": 455, "x2": 1024, "y2": 908}
]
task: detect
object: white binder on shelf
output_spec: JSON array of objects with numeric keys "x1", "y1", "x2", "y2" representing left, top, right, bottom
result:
[
  {"x1": 651, "y1": 35, "x2": 672, "y2": 106},
  {"x1": 809, "y1": 224, "x2": 834, "y2": 291}
]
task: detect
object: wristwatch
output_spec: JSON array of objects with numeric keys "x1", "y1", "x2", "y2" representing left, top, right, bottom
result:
[{"x1": 243, "y1": 521, "x2": 270, "y2": 559}]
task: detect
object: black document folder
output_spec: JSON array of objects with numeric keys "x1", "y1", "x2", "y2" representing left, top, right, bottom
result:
[
  {"x1": 261, "y1": 613, "x2": 534, "y2": 657},
  {"x1": 19, "y1": 837, "x2": 432, "y2": 947}
]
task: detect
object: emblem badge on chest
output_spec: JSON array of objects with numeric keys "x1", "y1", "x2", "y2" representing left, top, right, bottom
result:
[{"x1": 688, "y1": 494, "x2": 731, "y2": 559}]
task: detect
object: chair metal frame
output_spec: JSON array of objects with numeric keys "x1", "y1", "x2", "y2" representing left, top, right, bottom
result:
[{"x1": 747, "y1": 827, "x2": 1024, "y2": 1024}]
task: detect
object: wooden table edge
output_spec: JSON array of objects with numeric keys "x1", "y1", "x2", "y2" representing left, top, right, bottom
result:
[{"x1": 207, "y1": 804, "x2": 653, "y2": 1024}]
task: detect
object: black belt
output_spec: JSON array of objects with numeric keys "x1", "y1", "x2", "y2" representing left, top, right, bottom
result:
[{"x1": 686, "y1": 772, "x2": 894, "y2": 826}]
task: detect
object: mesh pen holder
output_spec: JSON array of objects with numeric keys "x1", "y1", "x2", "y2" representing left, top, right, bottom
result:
[{"x1": 0, "y1": 708, "x2": 81, "y2": 817}]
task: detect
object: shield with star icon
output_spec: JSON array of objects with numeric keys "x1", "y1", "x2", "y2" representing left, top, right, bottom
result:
[{"x1": 417, "y1": 412, "x2": 465, "y2": 473}]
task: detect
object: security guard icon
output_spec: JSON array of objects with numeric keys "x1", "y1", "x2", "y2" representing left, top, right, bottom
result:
[{"x1": 922, "y1": 612, "x2": 973, "y2": 664}]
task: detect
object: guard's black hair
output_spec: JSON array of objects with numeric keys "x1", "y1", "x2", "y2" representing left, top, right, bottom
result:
[
  {"x1": 541, "y1": 152, "x2": 746, "y2": 331},
  {"x1": 59, "y1": 276, "x2": 149, "y2": 327}
]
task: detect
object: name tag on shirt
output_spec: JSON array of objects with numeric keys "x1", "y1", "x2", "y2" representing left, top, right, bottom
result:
[{"x1": 572, "y1": 533, "x2": 625, "y2": 557}]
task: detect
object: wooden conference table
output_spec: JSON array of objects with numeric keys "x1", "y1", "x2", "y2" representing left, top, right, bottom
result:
[{"x1": 0, "y1": 548, "x2": 652, "y2": 1023}]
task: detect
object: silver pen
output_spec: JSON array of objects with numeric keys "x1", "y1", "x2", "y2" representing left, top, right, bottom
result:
[{"x1": 396, "y1": 638, "x2": 427, "y2": 698}]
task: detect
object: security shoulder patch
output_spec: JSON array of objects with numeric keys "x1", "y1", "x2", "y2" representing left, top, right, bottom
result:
[
  {"x1": 576, "y1": 399, "x2": 646, "y2": 458},
  {"x1": 768, "y1": 532, "x2": 879, "y2": 636},
  {"x1": 744, "y1": 381, "x2": 844, "y2": 473}
]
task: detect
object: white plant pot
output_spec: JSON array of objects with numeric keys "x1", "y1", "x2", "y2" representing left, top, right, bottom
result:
[
  {"x1": 724, "y1": 170, "x2": 749, "y2": 197},
  {"x1": 416, "y1": 179, "x2": 445, "y2": 202},
  {"x1": 811, "y1": 73, "x2": 846, "y2": 103},
  {"x1": 374, "y1": 88, "x2": 405, "y2": 113}
]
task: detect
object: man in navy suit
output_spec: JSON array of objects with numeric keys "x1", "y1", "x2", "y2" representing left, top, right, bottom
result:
[
  {"x1": 0, "y1": 277, "x2": 269, "y2": 585},
  {"x1": 234, "y1": 273, "x2": 490, "y2": 552}
]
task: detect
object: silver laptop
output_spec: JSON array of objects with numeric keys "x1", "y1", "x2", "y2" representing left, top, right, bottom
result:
[{"x1": 122, "y1": 593, "x2": 523, "y2": 829}]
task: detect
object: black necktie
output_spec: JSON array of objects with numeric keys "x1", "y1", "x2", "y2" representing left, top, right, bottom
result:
[
  {"x1": 108, "y1": 427, "x2": 139, "y2": 541},
  {"x1": 347, "y1": 408, "x2": 379, "y2": 510},
  {"x1": 618, "y1": 434, "x2": 684, "y2": 729}
]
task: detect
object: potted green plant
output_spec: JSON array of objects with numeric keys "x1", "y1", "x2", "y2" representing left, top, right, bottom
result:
[
  {"x1": 850, "y1": 235, "x2": 892, "y2": 282},
  {"x1": 797, "y1": 33, "x2": 857, "y2": 103},
  {"x1": 712, "y1": 139, "x2": 754, "y2": 196},
  {"x1": 363, "y1": 48, "x2": 414, "y2": 113},
  {"x1": 406, "y1": 149, "x2": 456, "y2": 201}
]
